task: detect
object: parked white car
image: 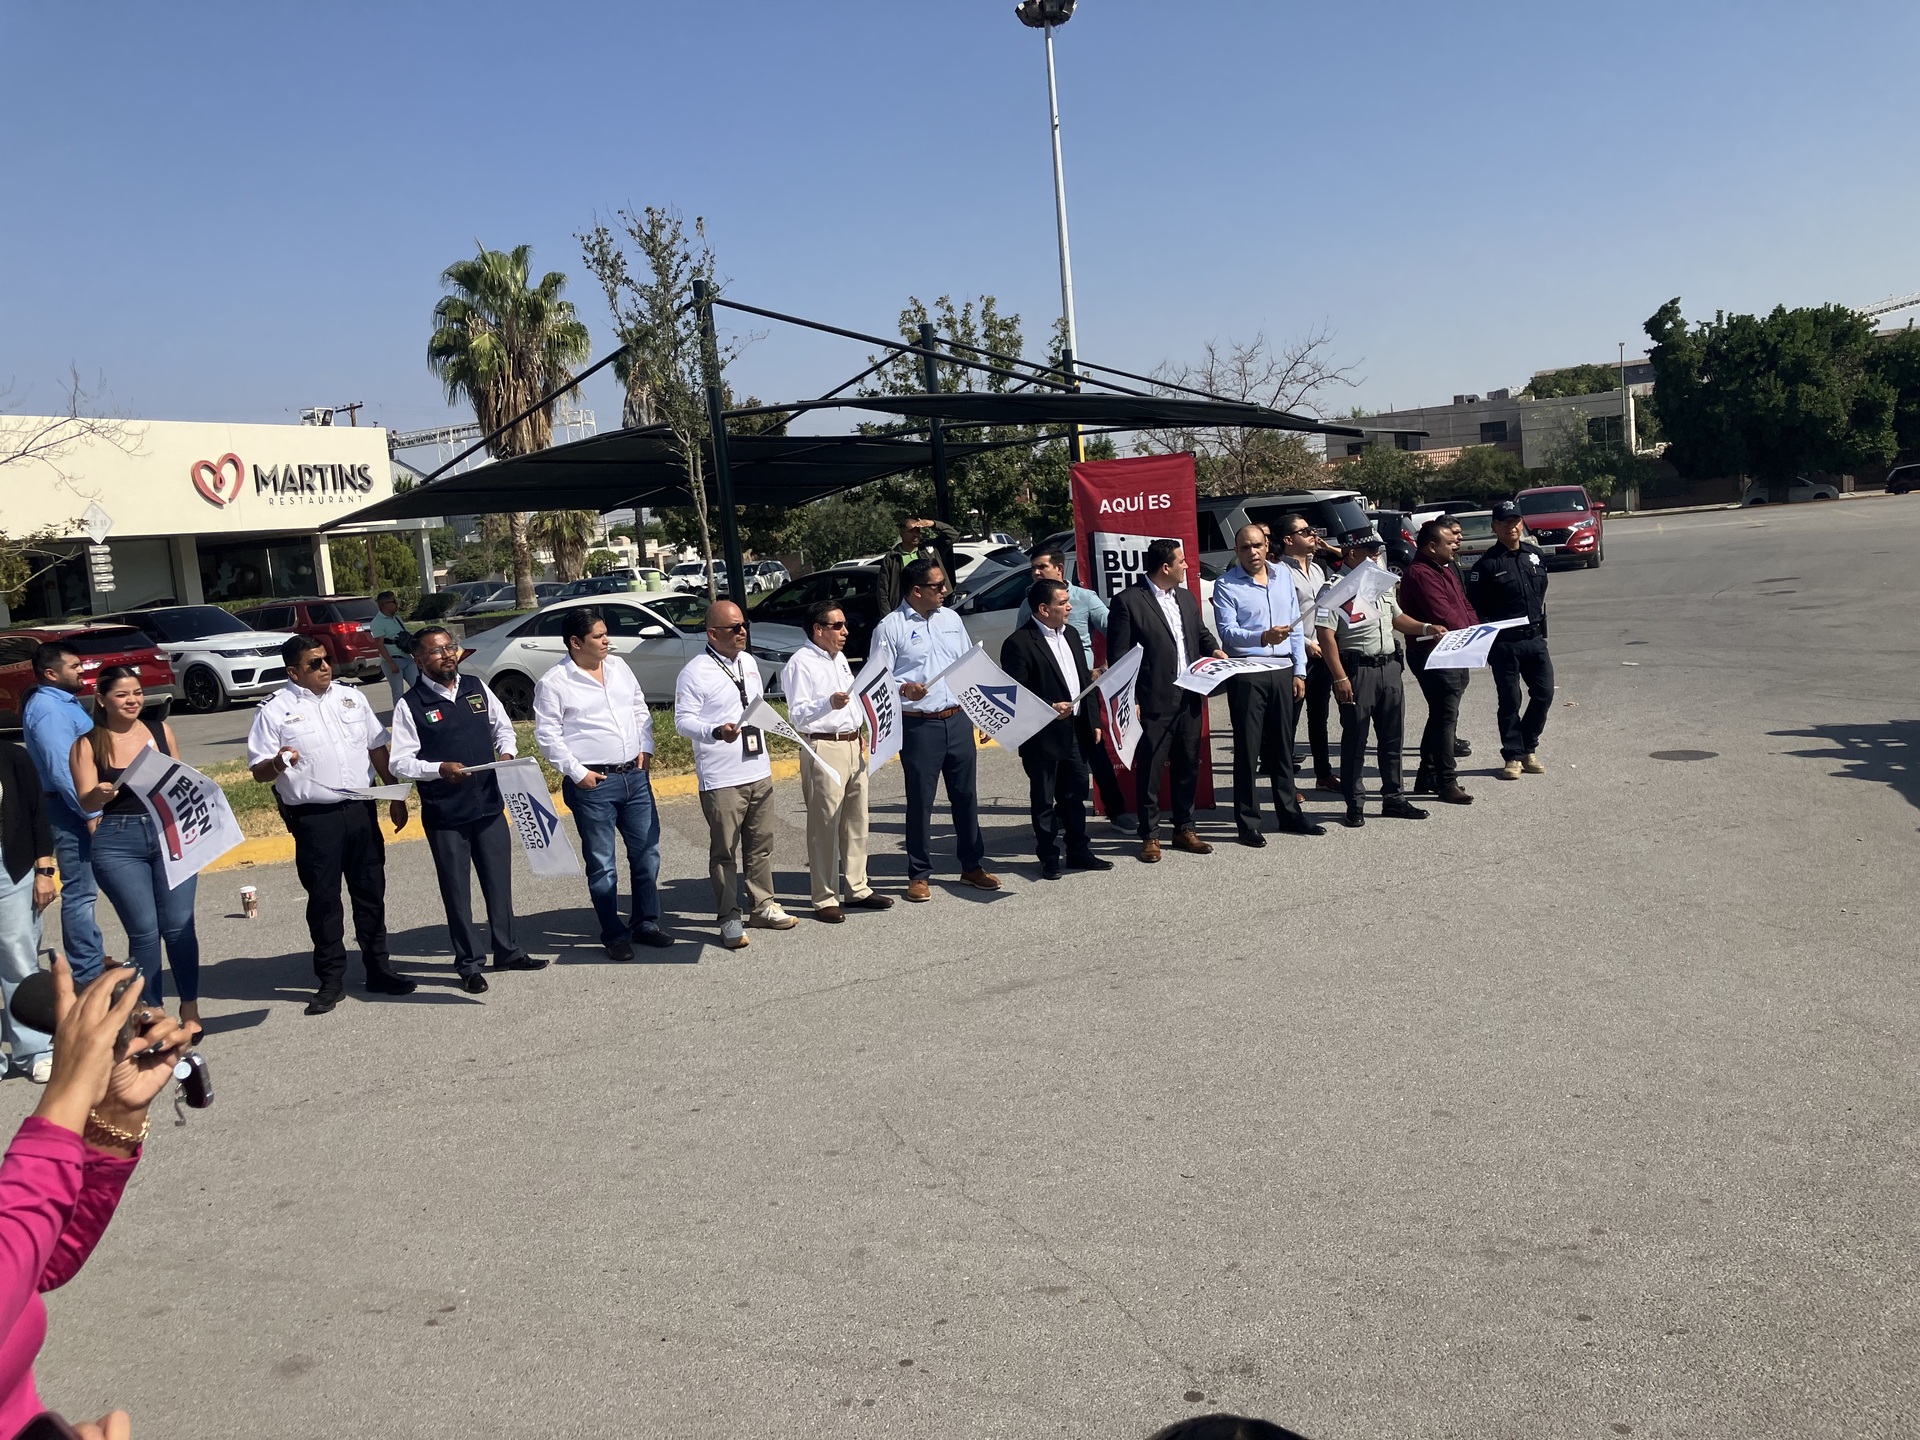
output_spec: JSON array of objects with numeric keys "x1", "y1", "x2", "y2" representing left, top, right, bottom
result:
[
  {"x1": 667, "y1": 561, "x2": 730, "y2": 593},
  {"x1": 1742, "y1": 476, "x2": 1839, "y2": 505},
  {"x1": 459, "y1": 594, "x2": 780, "y2": 721},
  {"x1": 94, "y1": 605, "x2": 300, "y2": 713}
]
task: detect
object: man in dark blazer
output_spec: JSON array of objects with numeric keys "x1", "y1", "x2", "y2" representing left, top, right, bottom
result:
[
  {"x1": 1000, "y1": 580, "x2": 1117, "y2": 880},
  {"x1": 1104, "y1": 538, "x2": 1229, "y2": 863}
]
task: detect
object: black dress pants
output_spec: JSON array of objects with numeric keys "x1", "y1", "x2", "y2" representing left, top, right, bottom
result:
[
  {"x1": 1337, "y1": 657, "x2": 1407, "y2": 811},
  {"x1": 1488, "y1": 635, "x2": 1555, "y2": 760},
  {"x1": 1135, "y1": 702, "x2": 1202, "y2": 839},
  {"x1": 1292, "y1": 654, "x2": 1335, "y2": 780},
  {"x1": 1408, "y1": 642, "x2": 1469, "y2": 788},
  {"x1": 283, "y1": 800, "x2": 391, "y2": 993},
  {"x1": 424, "y1": 813, "x2": 527, "y2": 975},
  {"x1": 1226, "y1": 670, "x2": 1307, "y2": 836},
  {"x1": 1021, "y1": 739, "x2": 1092, "y2": 864}
]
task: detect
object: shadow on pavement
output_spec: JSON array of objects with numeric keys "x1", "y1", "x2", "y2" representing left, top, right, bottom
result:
[{"x1": 1772, "y1": 718, "x2": 1920, "y2": 817}]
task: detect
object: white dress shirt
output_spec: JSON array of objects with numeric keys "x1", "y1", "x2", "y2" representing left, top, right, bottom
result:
[
  {"x1": 782, "y1": 641, "x2": 860, "y2": 734},
  {"x1": 673, "y1": 649, "x2": 772, "y2": 791},
  {"x1": 245, "y1": 681, "x2": 389, "y2": 805},
  {"x1": 1038, "y1": 620, "x2": 1081, "y2": 714},
  {"x1": 1151, "y1": 581, "x2": 1190, "y2": 672},
  {"x1": 532, "y1": 657, "x2": 655, "y2": 783},
  {"x1": 387, "y1": 673, "x2": 517, "y2": 781}
]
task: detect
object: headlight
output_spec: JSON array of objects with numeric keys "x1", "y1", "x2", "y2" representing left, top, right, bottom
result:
[{"x1": 1569, "y1": 517, "x2": 1594, "y2": 531}]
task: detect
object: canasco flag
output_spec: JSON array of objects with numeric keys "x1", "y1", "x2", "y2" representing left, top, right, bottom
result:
[
  {"x1": 120, "y1": 746, "x2": 244, "y2": 890},
  {"x1": 928, "y1": 645, "x2": 1058, "y2": 751}
]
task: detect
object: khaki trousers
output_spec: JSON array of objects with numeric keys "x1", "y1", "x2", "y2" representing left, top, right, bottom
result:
[
  {"x1": 698, "y1": 777, "x2": 776, "y2": 921},
  {"x1": 797, "y1": 738, "x2": 872, "y2": 907}
]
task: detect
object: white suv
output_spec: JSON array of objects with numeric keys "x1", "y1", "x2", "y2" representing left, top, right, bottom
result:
[{"x1": 95, "y1": 605, "x2": 301, "y2": 713}]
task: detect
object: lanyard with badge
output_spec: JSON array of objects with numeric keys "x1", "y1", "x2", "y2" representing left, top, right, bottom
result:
[{"x1": 707, "y1": 646, "x2": 763, "y2": 758}]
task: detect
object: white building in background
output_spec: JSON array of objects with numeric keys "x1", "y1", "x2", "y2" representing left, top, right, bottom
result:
[{"x1": 0, "y1": 416, "x2": 433, "y2": 623}]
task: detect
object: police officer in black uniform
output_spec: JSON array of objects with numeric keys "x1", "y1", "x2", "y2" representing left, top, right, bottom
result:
[
  {"x1": 387, "y1": 625, "x2": 546, "y2": 993},
  {"x1": 1465, "y1": 499, "x2": 1554, "y2": 780}
]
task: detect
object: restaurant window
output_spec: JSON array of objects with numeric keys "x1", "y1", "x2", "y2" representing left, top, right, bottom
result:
[{"x1": 199, "y1": 538, "x2": 318, "y2": 602}]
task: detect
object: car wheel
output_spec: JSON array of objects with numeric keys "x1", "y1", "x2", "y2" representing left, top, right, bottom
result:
[
  {"x1": 491, "y1": 671, "x2": 536, "y2": 722},
  {"x1": 181, "y1": 665, "x2": 227, "y2": 713}
]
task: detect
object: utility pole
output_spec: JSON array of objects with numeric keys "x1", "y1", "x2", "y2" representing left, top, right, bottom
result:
[
  {"x1": 1017, "y1": 0, "x2": 1084, "y2": 463},
  {"x1": 692, "y1": 277, "x2": 747, "y2": 606}
]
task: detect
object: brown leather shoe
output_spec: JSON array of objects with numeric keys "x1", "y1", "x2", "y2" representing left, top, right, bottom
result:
[
  {"x1": 1138, "y1": 838, "x2": 1162, "y2": 863},
  {"x1": 1436, "y1": 784, "x2": 1474, "y2": 805},
  {"x1": 905, "y1": 879, "x2": 932, "y2": 903},
  {"x1": 959, "y1": 868, "x2": 1001, "y2": 891},
  {"x1": 815, "y1": 904, "x2": 845, "y2": 924},
  {"x1": 1171, "y1": 828, "x2": 1212, "y2": 855},
  {"x1": 849, "y1": 891, "x2": 895, "y2": 910}
]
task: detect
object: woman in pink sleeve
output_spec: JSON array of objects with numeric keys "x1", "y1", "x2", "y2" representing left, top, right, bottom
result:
[{"x1": 0, "y1": 959, "x2": 195, "y2": 1440}]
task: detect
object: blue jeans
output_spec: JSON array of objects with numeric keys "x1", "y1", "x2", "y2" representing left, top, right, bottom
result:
[
  {"x1": 563, "y1": 769, "x2": 661, "y2": 945},
  {"x1": 384, "y1": 657, "x2": 419, "y2": 707},
  {"x1": 47, "y1": 810, "x2": 105, "y2": 984},
  {"x1": 90, "y1": 812, "x2": 200, "y2": 1005},
  {"x1": 0, "y1": 866, "x2": 51, "y2": 1070}
]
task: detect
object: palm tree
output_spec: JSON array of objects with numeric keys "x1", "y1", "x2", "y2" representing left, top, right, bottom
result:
[
  {"x1": 428, "y1": 244, "x2": 591, "y2": 607},
  {"x1": 527, "y1": 508, "x2": 599, "y2": 582}
]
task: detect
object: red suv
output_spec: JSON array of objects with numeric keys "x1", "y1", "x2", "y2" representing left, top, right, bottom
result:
[
  {"x1": 0, "y1": 625, "x2": 178, "y2": 730},
  {"x1": 232, "y1": 596, "x2": 384, "y2": 680},
  {"x1": 1515, "y1": 485, "x2": 1606, "y2": 568}
]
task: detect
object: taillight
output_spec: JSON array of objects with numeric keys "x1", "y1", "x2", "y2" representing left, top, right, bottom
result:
[
  {"x1": 327, "y1": 622, "x2": 359, "y2": 634},
  {"x1": 459, "y1": 648, "x2": 475, "y2": 662}
]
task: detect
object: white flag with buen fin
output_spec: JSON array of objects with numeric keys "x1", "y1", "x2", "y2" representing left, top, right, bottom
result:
[
  {"x1": 1092, "y1": 645, "x2": 1145, "y2": 771},
  {"x1": 851, "y1": 650, "x2": 903, "y2": 775},
  {"x1": 1172, "y1": 655, "x2": 1294, "y2": 696},
  {"x1": 743, "y1": 697, "x2": 835, "y2": 778},
  {"x1": 1315, "y1": 559, "x2": 1399, "y2": 614},
  {"x1": 498, "y1": 759, "x2": 581, "y2": 877},
  {"x1": 929, "y1": 645, "x2": 1059, "y2": 751},
  {"x1": 121, "y1": 747, "x2": 244, "y2": 890}
]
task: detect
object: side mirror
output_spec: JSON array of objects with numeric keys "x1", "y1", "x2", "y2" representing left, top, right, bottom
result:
[
  {"x1": 638, "y1": 623, "x2": 671, "y2": 639},
  {"x1": 951, "y1": 589, "x2": 973, "y2": 610}
]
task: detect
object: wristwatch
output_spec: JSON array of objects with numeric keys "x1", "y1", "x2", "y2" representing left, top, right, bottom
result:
[{"x1": 35, "y1": 866, "x2": 55, "y2": 877}]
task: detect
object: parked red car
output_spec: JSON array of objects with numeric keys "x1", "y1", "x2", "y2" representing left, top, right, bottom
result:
[
  {"x1": 232, "y1": 596, "x2": 384, "y2": 679},
  {"x1": 0, "y1": 625, "x2": 178, "y2": 730},
  {"x1": 1515, "y1": 485, "x2": 1606, "y2": 567}
]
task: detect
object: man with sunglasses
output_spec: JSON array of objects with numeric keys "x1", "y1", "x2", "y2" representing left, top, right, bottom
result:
[
  {"x1": 387, "y1": 625, "x2": 546, "y2": 993},
  {"x1": 1275, "y1": 516, "x2": 1338, "y2": 792},
  {"x1": 872, "y1": 556, "x2": 1000, "y2": 902},
  {"x1": 247, "y1": 633, "x2": 416, "y2": 1015}
]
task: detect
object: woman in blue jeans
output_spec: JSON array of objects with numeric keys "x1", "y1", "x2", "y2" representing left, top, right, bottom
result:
[{"x1": 68, "y1": 668, "x2": 201, "y2": 1038}]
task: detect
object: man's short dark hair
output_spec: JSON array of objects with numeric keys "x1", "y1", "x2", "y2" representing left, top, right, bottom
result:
[
  {"x1": 30, "y1": 642, "x2": 79, "y2": 682},
  {"x1": 376, "y1": 589, "x2": 397, "y2": 604},
  {"x1": 1031, "y1": 545, "x2": 1067, "y2": 572},
  {"x1": 560, "y1": 606, "x2": 604, "y2": 648},
  {"x1": 281, "y1": 633, "x2": 326, "y2": 668},
  {"x1": 410, "y1": 625, "x2": 453, "y2": 655},
  {"x1": 1027, "y1": 578, "x2": 1068, "y2": 611},
  {"x1": 902, "y1": 556, "x2": 943, "y2": 592},
  {"x1": 1144, "y1": 538, "x2": 1183, "y2": 576},
  {"x1": 1417, "y1": 519, "x2": 1451, "y2": 548},
  {"x1": 806, "y1": 601, "x2": 846, "y2": 637}
]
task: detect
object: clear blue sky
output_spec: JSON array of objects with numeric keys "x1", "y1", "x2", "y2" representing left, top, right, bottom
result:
[{"x1": 3, "y1": 1, "x2": 1913, "y2": 436}]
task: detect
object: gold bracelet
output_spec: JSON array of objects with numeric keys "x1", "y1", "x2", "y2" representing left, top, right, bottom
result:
[{"x1": 84, "y1": 1109, "x2": 150, "y2": 1149}]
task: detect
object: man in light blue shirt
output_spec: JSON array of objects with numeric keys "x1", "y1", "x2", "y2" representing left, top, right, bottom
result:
[
  {"x1": 1014, "y1": 545, "x2": 1107, "y2": 664},
  {"x1": 20, "y1": 641, "x2": 106, "y2": 982},
  {"x1": 871, "y1": 555, "x2": 998, "y2": 901},
  {"x1": 1210, "y1": 523, "x2": 1323, "y2": 847}
]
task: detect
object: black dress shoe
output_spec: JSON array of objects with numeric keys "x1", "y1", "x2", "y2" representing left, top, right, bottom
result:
[
  {"x1": 636, "y1": 926, "x2": 677, "y2": 947},
  {"x1": 305, "y1": 990, "x2": 342, "y2": 1016},
  {"x1": 1342, "y1": 810, "x2": 1366, "y2": 828},
  {"x1": 1454, "y1": 738, "x2": 1472, "y2": 757},
  {"x1": 461, "y1": 973, "x2": 489, "y2": 994},
  {"x1": 1040, "y1": 860, "x2": 1063, "y2": 880},
  {"x1": 1276, "y1": 818, "x2": 1326, "y2": 837},
  {"x1": 493, "y1": 954, "x2": 549, "y2": 971},
  {"x1": 1236, "y1": 830, "x2": 1268, "y2": 848},
  {"x1": 1382, "y1": 800, "x2": 1430, "y2": 820},
  {"x1": 1065, "y1": 853, "x2": 1114, "y2": 871},
  {"x1": 607, "y1": 939, "x2": 636, "y2": 963},
  {"x1": 365, "y1": 973, "x2": 417, "y2": 996},
  {"x1": 1411, "y1": 772, "x2": 1435, "y2": 795},
  {"x1": 1436, "y1": 784, "x2": 1474, "y2": 805}
]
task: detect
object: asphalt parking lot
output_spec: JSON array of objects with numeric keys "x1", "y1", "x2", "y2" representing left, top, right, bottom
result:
[{"x1": 8, "y1": 498, "x2": 1919, "y2": 1439}]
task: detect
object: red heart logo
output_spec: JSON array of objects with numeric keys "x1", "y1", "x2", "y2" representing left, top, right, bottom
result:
[{"x1": 190, "y1": 453, "x2": 244, "y2": 507}]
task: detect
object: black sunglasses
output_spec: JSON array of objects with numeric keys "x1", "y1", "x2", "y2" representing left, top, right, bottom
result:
[
  {"x1": 708, "y1": 622, "x2": 748, "y2": 634},
  {"x1": 816, "y1": 621, "x2": 848, "y2": 630},
  {"x1": 302, "y1": 657, "x2": 331, "y2": 671}
]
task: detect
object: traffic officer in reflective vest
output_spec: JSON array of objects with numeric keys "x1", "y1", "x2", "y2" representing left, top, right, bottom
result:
[
  {"x1": 1315, "y1": 530, "x2": 1440, "y2": 828},
  {"x1": 1465, "y1": 499, "x2": 1554, "y2": 780},
  {"x1": 387, "y1": 625, "x2": 547, "y2": 993}
]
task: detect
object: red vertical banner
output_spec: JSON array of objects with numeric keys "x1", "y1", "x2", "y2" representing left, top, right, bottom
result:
[{"x1": 1070, "y1": 452, "x2": 1215, "y2": 810}]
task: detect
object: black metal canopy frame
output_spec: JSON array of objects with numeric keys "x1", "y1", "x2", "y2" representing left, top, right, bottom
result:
[{"x1": 326, "y1": 292, "x2": 1369, "y2": 605}]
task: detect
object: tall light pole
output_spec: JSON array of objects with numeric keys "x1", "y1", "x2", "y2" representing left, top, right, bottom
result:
[{"x1": 1016, "y1": 0, "x2": 1083, "y2": 461}]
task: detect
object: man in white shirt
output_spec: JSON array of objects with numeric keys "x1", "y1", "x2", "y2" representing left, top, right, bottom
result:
[
  {"x1": 673, "y1": 600, "x2": 797, "y2": 949},
  {"x1": 246, "y1": 633, "x2": 416, "y2": 1015},
  {"x1": 1277, "y1": 516, "x2": 1338, "y2": 791},
  {"x1": 388, "y1": 625, "x2": 546, "y2": 992},
  {"x1": 780, "y1": 601, "x2": 895, "y2": 923},
  {"x1": 532, "y1": 606, "x2": 672, "y2": 959}
]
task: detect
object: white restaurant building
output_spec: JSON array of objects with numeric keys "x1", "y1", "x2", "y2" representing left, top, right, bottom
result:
[{"x1": 1, "y1": 416, "x2": 433, "y2": 624}]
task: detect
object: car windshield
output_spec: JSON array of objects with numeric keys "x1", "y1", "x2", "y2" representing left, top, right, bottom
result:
[
  {"x1": 124, "y1": 606, "x2": 255, "y2": 641},
  {"x1": 65, "y1": 628, "x2": 149, "y2": 657},
  {"x1": 1455, "y1": 514, "x2": 1494, "y2": 540},
  {"x1": 1518, "y1": 490, "x2": 1585, "y2": 516}
]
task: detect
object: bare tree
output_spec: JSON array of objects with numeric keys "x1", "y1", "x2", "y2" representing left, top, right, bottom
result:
[
  {"x1": 0, "y1": 371, "x2": 141, "y2": 606},
  {"x1": 1138, "y1": 328, "x2": 1360, "y2": 496}
]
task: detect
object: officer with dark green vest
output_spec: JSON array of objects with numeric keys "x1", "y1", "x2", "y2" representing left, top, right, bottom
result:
[{"x1": 386, "y1": 625, "x2": 547, "y2": 993}]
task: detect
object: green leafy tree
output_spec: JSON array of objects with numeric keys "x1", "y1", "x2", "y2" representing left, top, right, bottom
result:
[
  {"x1": 1532, "y1": 422, "x2": 1653, "y2": 504},
  {"x1": 1337, "y1": 446, "x2": 1434, "y2": 508},
  {"x1": 1870, "y1": 327, "x2": 1920, "y2": 457},
  {"x1": 1645, "y1": 298, "x2": 1897, "y2": 501},
  {"x1": 584, "y1": 549, "x2": 620, "y2": 576},
  {"x1": 1439, "y1": 444, "x2": 1528, "y2": 502},
  {"x1": 328, "y1": 534, "x2": 419, "y2": 603},
  {"x1": 527, "y1": 509, "x2": 597, "y2": 582},
  {"x1": 1523, "y1": 363, "x2": 1624, "y2": 399},
  {"x1": 427, "y1": 244, "x2": 591, "y2": 607}
]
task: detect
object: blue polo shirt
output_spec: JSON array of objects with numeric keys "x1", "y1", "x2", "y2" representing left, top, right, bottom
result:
[
  {"x1": 23, "y1": 685, "x2": 95, "y2": 824},
  {"x1": 872, "y1": 601, "x2": 972, "y2": 713}
]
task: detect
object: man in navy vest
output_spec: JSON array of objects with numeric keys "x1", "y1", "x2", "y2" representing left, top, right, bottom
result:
[{"x1": 387, "y1": 625, "x2": 547, "y2": 993}]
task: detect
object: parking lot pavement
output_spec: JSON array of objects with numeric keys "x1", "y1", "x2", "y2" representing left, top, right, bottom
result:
[{"x1": 11, "y1": 497, "x2": 1920, "y2": 1439}]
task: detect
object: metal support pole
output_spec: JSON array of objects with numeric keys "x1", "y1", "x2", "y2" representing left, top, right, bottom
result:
[
  {"x1": 920, "y1": 321, "x2": 955, "y2": 526},
  {"x1": 693, "y1": 277, "x2": 747, "y2": 606},
  {"x1": 1044, "y1": 23, "x2": 1084, "y2": 465}
]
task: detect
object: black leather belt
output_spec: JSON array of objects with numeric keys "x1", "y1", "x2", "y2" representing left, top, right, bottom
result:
[
  {"x1": 584, "y1": 760, "x2": 641, "y2": 775},
  {"x1": 905, "y1": 707, "x2": 961, "y2": 720},
  {"x1": 1339, "y1": 651, "x2": 1396, "y2": 669},
  {"x1": 806, "y1": 731, "x2": 862, "y2": 742}
]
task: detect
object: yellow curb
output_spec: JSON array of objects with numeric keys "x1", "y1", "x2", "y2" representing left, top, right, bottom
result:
[{"x1": 204, "y1": 757, "x2": 805, "y2": 876}]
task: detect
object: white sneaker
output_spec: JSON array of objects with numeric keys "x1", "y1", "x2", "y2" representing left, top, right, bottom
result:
[
  {"x1": 720, "y1": 917, "x2": 750, "y2": 949},
  {"x1": 28, "y1": 1056, "x2": 52, "y2": 1085},
  {"x1": 749, "y1": 904, "x2": 799, "y2": 931}
]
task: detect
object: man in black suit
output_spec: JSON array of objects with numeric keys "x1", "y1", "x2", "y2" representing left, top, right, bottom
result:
[
  {"x1": 1000, "y1": 580, "x2": 1117, "y2": 880},
  {"x1": 1104, "y1": 538, "x2": 1229, "y2": 864}
]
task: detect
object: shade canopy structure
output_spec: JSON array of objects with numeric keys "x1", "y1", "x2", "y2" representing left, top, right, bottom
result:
[{"x1": 804, "y1": 391, "x2": 1366, "y2": 438}]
